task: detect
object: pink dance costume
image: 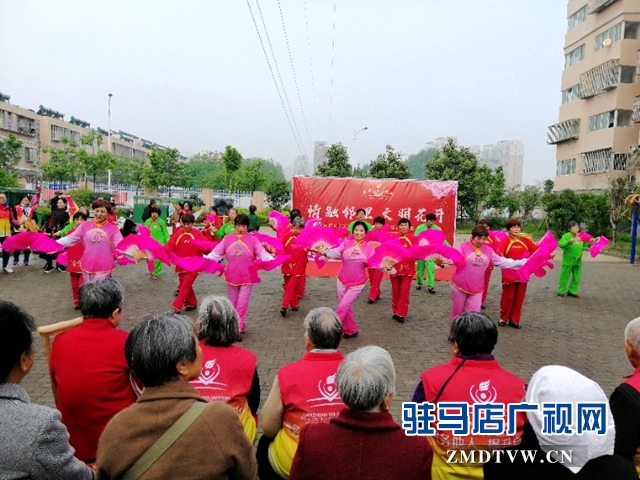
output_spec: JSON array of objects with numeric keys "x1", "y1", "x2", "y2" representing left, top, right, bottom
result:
[
  {"x1": 205, "y1": 233, "x2": 273, "y2": 333},
  {"x1": 450, "y1": 241, "x2": 525, "y2": 319},
  {"x1": 57, "y1": 220, "x2": 123, "y2": 282},
  {"x1": 325, "y1": 238, "x2": 375, "y2": 336}
]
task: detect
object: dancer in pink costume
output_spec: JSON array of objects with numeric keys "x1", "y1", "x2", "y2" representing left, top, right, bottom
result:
[
  {"x1": 317, "y1": 221, "x2": 393, "y2": 339},
  {"x1": 450, "y1": 225, "x2": 526, "y2": 319},
  {"x1": 56, "y1": 199, "x2": 124, "y2": 282},
  {"x1": 205, "y1": 214, "x2": 274, "y2": 334}
]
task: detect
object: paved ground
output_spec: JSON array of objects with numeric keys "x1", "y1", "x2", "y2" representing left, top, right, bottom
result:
[{"x1": 3, "y1": 237, "x2": 637, "y2": 421}]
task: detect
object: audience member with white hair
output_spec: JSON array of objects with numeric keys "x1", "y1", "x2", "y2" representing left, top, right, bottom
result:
[
  {"x1": 290, "y1": 345, "x2": 433, "y2": 480},
  {"x1": 484, "y1": 365, "x2": 637, "y2": 479},
  {"x1": 96, "y1": 312, "x2": 256, "y2": 480},
  {"x1": 258, "y1": 307, "x2": 346, "y2": 480},
  {"x1": 189, "y1": 296, "x2": 260, "y2": 442},
  {"x1": 610, "y1": 316, "x2": 640, "y2": 474}
]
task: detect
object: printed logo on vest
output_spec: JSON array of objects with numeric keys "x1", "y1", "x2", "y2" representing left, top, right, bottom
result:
[
  {"x1": 469, "y1": 380, "x2": 497, "y2": 403},
  {"x1": 307, "y1": 373, "x2": 341, "y2": 406},
  {"x1": 194, "y1": 359, "x2": 228, "y2": 389}
]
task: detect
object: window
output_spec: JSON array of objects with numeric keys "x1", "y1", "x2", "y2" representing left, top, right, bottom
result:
[
  {"x1": 565, "y1": 44, "x2": 585, "y2": 68},
  {"x1": 625, "y1": 22, "x2": 640, "y2": 40},
  {"x1": 568, "y1": 5, "x2": 587, "y2": 31},
  {"x1": 562, "y1": 84, "x2": 582, "y2": 104},
  {"x1": 557, "y1": 158, "x2": 576, "y2": 176},
  {"x1": 50, "y1": 125, "x2": 69, "y2": 141},
  {"x1": 595, "y1": 22, "x2": 622, "y2": 51},
  {"x1": 23, "y1": 147, "x2": 37, "y2": 163},
  {"x1": 588, "y1": 110, "x2": 633, "y2": 132},
  {"x1": 620, "y1": 66, "x2": 636, "y2": 83}
]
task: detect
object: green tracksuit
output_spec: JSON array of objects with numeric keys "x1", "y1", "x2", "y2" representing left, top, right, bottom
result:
[
  {"x1": 144, "y1": 217, "x2": 170, "y2": 276},
  {"x1": 414, "y1": 223, "x2": 447, "y2": 288},
  {"x1": 557, "y1": 231, "x2": 589, "y2": 295},
  {"x1": 215, "y1": 221, "x2": 236, "y2": 239}
]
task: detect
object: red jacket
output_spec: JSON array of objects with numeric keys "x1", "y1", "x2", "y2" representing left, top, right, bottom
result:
[
  {"x1": 165, "y1": 227, "x2": 205, "y2": 272},
  {"x1": 50, "y1": 318, "x2": 136, "y2": 461},
  {"x1": 499, "y1": 235, "x2": 537, "y2": 283},
  {"x1": 290, "y1": 409, "x2": 433, "y2": 480},
  {"x1": 391, "y1": 233, "x2": 416, "y2": 277},
  {"x1": 281, "y1": 231, "x2": 308, "y2": 276}
]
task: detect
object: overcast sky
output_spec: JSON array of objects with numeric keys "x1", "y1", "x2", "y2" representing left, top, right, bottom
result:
[{"x1": 1, "y1": 0, "x2": 567, "y2": 184}]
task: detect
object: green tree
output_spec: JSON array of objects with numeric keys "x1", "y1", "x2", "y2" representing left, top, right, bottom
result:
[
  {"x1": 369, "y1": 145, "x2": 410, "y2": 179},
  {"x1": 184, "y1": 155, "x2": 226, "y2": 189},
  {"x1": 352, "y1": 163, "x2": 370, "y2": 178},
  {"x1": 235, "y1": 160, "x2": 267, "y2": 193},
  {"x1": 265, "y1": 179, "x2": 291, "y2": 210},
  {"x1": 475, "y1": 165, "x2": 506, "y2": 215},
  {"x1": 426, "y1": 138, "x2": 481, "y2": 220},
  {"x1": 0, "y1": 134, "x2": 22, "y2": 187},
  {"x1": 253, "y1": 157, "x2": 286, "y2": 184},
  {"x1": 140, "y1": 148, "x2": 186, "y2": 195},
  {"x1": 543, "y1": 179, "x2": 554, "y2": 194},
  {"x1": 77, "y1": 130, "x2": 116, "y2": 186},
  {"x1": 221, "y1": 145, "x2": 243, "y2": 193},
  {"x1": 111, "y1": 158, "x2": 145, "y2": 186},
  {"x1": 607, "y1": 176, "x2": 637, "y2": 244},
  {"x1": 316, "y1": 143, "x2": 352, "y2": 177},
  {"x1": 518, "y1": 185, "x2": 542, "y2": 221},
  {"x1": 407, "y1": 148, "x2": 437, "y2": 180},
  {"x1": 42, "y1": 139, "x2": 81, "y2": 183}
]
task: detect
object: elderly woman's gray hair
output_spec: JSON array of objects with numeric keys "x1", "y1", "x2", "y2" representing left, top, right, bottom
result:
[
  {"x1": 448, "y1": 312, "x2": 497, "y2": 356},
  {"x1": 125, "y1": 312, "x2": 198, "y2": 387},
  {"x1": 79, "y1": 278, "x2": 124, "y2": 319},
  {"x1": 304, "y1": 307, "x2": 342, "y2": 349},
  {"x1": 337, "y1": 346, "x2": 396, "y2": 413},
  {"x1": 198, "y1": 295, "x2": 239, "y2": 346},
  {"x1": 624, "y1": 317, "x2": 640, "y2": 355}
]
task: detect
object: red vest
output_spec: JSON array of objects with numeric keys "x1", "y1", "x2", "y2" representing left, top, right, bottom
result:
[
  {"x1": 422, "y1": 357, "x2": 527, "y2": 450},
  {"x1": 282, "y1": 231, "x2": 308, "y2": 276},
  {"x1": 391, "y1": 233, "x2": 416, "y2": 277},
  {"x1": 624, "y1": 366, "x2": 640, "y2": 393},
  {"x1": 278, "y1": 351, "x2": 345, "y2": 439},
  {"x1": 190, "y1": 342, "x2": 256, "y2": 413},
  {"x1": 499, "y1": 236, "x2": 537, "y2": 284}
]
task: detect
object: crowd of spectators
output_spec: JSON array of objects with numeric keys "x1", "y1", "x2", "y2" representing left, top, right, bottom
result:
[{"x1": 1, "y1": 281, "x2": 639, "y2": 479}]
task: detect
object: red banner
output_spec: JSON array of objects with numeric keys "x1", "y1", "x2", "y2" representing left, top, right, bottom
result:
[{"x1": 292, "y1": 177, "x2": 458, "y2": 244}]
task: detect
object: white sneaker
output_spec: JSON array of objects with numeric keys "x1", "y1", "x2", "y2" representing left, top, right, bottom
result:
[{"x1": 3, "y1": 267, "x2": 14, "y2": 273}]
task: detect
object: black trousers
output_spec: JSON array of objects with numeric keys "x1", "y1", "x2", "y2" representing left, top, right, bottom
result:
[{"x1": 256, "y1": 435, "x2": 284, "y2": 480}]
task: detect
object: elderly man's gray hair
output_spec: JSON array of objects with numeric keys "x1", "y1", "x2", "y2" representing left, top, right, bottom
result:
[
  {"x1": 304, "y1": 307, "x2": 342, "y2": 349},
  {"x1": 338, "y1": 346, "x2": 396, "y2": 412},
  {"x1": 198, "y1": 295, "x2": 239, "y2": 347},
  {"x1": 79, "y1": 278, "x2": 124, "y2": 319},
  {"x1": 624, "y1": 317, "x2": 640, "y2": 355},
  {"x1": 125, "y1": 312, "x2": 198, "y2": 388}
]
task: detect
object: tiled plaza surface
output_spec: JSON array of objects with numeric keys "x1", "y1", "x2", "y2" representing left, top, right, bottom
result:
[{"x1": 2, "y1": 239, "x2": 636, "y2": 420}]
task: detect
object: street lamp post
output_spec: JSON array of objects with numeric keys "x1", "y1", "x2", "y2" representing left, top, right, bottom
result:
[
  {"x1": 353, "y1": 126, "x2": 368, "y2": 143},
  {"x1": 107, "y1": 93, "x2": 113, "y2": 191}
]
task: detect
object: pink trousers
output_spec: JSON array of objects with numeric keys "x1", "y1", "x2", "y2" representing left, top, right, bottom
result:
[
  {"x1": 336, "y1": 280, "x2": 364, "y2": 335},
  {"x1": 82, "y1": 271, "x2": 111, "y2": 282},
  {"x1": 450, "y1": 285, "x2": 482, "y2": 319},
  {"x1": 227, "y1": 283, "x2": 253, "y2": 333}
]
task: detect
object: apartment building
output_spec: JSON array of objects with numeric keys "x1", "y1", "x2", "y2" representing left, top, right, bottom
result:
[
  {"x1": 476, "y1": 140, "x2": 525, "y2": 190},
  {"x1": 0, "y1": 94, "x2": 152, "y2": 184},
  {"x1": 549, "y1": 0, "x2": 640, "y2": 192},
  {"x1": 0, "y1": 94, "x2": 41, "y2": 183}
]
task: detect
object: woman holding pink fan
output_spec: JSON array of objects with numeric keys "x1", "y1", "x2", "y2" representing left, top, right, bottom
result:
[{"x1": 314, "y1": 221, "x2": 395, "y2": 339}]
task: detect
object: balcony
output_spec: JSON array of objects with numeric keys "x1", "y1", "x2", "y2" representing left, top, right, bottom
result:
[
  {"x1": 588, "y1": 0, "x2": 619, "y2": 14},
  {"x1": 582, "y1": 148, "x2": 630, "y2": 174},
  {"x1": 579, "y1": 60, "x2": 619, "y2": 98},
  {"x1": 547, "y1": 118, "x2": 580, "y2": 144}
]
